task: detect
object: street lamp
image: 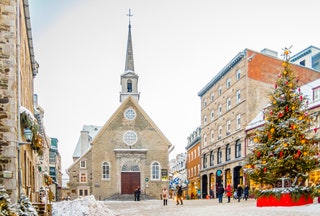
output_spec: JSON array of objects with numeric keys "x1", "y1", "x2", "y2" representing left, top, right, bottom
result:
[{"x1": 14, "y1": 128, "x2": 33, "y2": 199}]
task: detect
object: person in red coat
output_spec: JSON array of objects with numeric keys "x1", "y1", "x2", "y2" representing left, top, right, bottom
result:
[{"x1": 225, "y1": 184, "x2": 232, "y2": 203}]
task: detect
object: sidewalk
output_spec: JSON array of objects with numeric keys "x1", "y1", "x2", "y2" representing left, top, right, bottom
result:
[{"x1": 105, "y1": 198, "x2": 320, "y2": 216}]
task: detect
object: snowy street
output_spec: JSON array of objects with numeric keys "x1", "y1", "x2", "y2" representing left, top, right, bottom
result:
[{"x1": 52, "y1": 196, "x2": 320, "y2": 216}]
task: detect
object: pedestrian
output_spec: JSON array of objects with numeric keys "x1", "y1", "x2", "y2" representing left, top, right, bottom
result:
[
  {"x1": 244, "y1": 185, "x2": 249, "y2": 201},
  {"x1": 134, "y1": 186, "x2": 141, "y2": 201},
  {"x1": 236, "y1": 185, "x2": 243, "y2": 202},
  {"x1": 136, "y1": 186, "x2": 141, "y2": 201},
  {"x1": 176, "y1": 186, "x2": 183, "y2": 205},
  {"x1": 162, "y1": 187, "x2": 169, "y2": 206},
  {"x1": 225, "y1": 184, "x2": 232, "y2": 203},
  {"x1": 209, "y1": 188, "x2": 214, "y2": 199},
  {"x1": 217, "y1": 184, "x2": 224, "y2": 203}
]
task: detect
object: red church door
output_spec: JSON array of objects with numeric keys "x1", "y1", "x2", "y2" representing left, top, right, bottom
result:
[{"x1": 121, "y1": 172, "x2": 140, "y2": 194}]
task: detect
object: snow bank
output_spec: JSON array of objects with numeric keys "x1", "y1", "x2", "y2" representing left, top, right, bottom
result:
[{"x1": 52, "y1": 196, "x2": 116, "y2": 216}]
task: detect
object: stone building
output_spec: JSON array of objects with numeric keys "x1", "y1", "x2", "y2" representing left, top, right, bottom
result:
[
  {"x1": 67, "y1": 16, "x2": 172, "y2": 200},
  {"x1": 197, "y1": 47, "x2": 320, "y2": 198},
  {"x1": 0, "y1": 0, "x2": 50, "y2": 203}
]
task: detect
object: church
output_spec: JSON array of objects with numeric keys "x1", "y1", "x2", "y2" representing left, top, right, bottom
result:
[{"x1": 67, "y1": 12, "x2": 172, "y2": 200}]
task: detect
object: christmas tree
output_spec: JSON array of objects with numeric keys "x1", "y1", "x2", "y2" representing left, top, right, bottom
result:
[
  {"x1": 16, "y1": 193, "x2": 38, "y2": 216},
  {"x1": 245, "y1": 48, "x2": 320, "y2": 189},
  {"x1": 0, "y1": 184, "x2": 17, "y2": 216}
]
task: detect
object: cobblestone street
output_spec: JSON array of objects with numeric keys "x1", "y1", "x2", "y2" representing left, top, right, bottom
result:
[{"x1": 104, "y1": 198, "x2": 320, "y2": 216}]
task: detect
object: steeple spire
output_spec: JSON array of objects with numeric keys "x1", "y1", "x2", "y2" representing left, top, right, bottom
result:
[
  {"x1": 125, "y1": 9, "x2": 134, "y2": 72},
  {"x1": 120, "y1": 9, "x2": 140, "y2": 103}
]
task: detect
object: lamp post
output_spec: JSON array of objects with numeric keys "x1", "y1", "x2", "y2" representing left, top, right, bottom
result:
[{"x1": 15, "y1": 128, "x2": 33, "y2": 199}]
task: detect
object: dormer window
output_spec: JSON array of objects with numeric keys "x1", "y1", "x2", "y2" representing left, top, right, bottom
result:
[{"x1": 127, "y1": 79, "x2": 132, "y2": 92}]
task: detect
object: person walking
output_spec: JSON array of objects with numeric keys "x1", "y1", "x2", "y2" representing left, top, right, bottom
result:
[
  {"x1": 176, "y1": 186, "x2": 183, "y2": 205},
  {"x1": 225, "y1": 184, "x2": 232, "y2": 203},
  {"x1": 217, "y1": 184, "x2": 224, "y2": 203},
  {"x1": 162, "y1": 187, "x2": 169, "y2": 206},
  {"x1": 236, "y1": 185, "x2": 243, "y2": 202},
  {"x1": 244, "y1": 185, "x2": 249, "y2": 201}
]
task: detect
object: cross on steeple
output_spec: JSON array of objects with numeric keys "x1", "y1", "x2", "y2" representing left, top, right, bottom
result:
[{"x1": 127, "y1": 9, "x2": 133, "y2": 24}]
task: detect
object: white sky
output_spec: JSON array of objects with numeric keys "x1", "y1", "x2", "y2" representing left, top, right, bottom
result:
[{"x1": 28, "y1": 0, "x2": 320, "y2": 177}]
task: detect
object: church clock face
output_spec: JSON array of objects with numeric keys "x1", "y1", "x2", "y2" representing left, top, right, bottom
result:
[
  {"x1": 123, "y1": 130, "x2": 137, "y2": 145},
  {"x1": 124, "y1": 108, "x2": 136, "y2": 120}
]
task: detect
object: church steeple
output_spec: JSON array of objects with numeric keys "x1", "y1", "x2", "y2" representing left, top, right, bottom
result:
[
  {"x1": 120, "y1": 9, "x2": 140, "y2": 103},
  {"x1": 125, "y1": 9, "x2": 134, "y2": 72}
]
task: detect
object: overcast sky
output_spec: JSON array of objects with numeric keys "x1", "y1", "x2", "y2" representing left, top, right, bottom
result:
[{"x1": 28, "y1": 0, "x2": 320, "y2": 177}]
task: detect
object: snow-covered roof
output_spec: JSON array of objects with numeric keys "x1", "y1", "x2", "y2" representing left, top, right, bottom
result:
[{"x1": 72, "y1": 125, "x2": 102, "y2": 158}]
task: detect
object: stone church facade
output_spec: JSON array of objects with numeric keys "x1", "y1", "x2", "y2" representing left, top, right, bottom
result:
[{"x1": 67, "y1": 16, "x2": 172, "y2": 200}]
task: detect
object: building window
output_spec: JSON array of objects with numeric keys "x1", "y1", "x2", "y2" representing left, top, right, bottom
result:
[
  {"x1": 218, "y1": 125, "x2": 222, "y2": 140},
  {"x1": 210, "y1": 110, "x2": 214, "y2": 122},
  {"x1": 198, "y1": 146, "x2": 200, "y2": 156},
  {"x1": 236, "y1": 90, "x2": 241, "y2": 104},
  {"x1": 79, "y1": 189, "x2": 89, "y2": 197},
  {"x1": 191, "y1": 168, "x2": 193, "y2": 177},
  {"x1": 218, "y1": 104, "x2": 222, "y2": 116},
  {"x1": 204, "y1": 115, "x2": 207, "y2": 125},
  {"x1": 218, "y1": 86, "x2": 222, "y2": 95},
  {"x1": 151, "y1": 162, "x2": 160, "y2": 180},
  {"x1": 211, "y1": 130, "x2": 214, "y2": 142},
  {"x1": 203, "y1": 154, "x2": 207, "y2": 168},
  {"x1": 227, "y1": 98, "x2": 231, "y2": 111},
  {"x1": 203, "y1": 99, "x2": 207, "y2": 107},
  {"x1": 226, "y1": 120, "x2": 231, "y2": 135},
  {"x1": 226, "y1": 144, "x2": 231, "y2": 161},
  {"x1": 127, "y1": 79, "x2": 132, "y2": 92},
  {"x1": 211, "y1": 93, "x2": 215, "y2": 102},
  {"x1": 79, "y1": 173, "x2": 87, "y2": 183},
  {"x1": 217, "y1": 148, "x2": 222, "y2": 164},
  {"x1": 102, "y1": 162, "x2": 110, "y2": 179},
  {"x1": 314, "y1": 87, "x2": 320, "y2": 102},
  {"x1": 210, "y1": 151, "x2": 214, "y2": 166},
  {"x1": 236, "y1": 69, "x2": 241, "y2": 80},
  {"x1": 235, "y1": 140, "x2": 241, "y2": 158},
  {"x1": 236, "y1": 114, "x2": 241, "y2": 130},
  {"x1": 226, "y1": 78, "x2": 231, "y2": 88},
  {"x1": 80, "y1": 160, "x2": 86, "y2": 168}
]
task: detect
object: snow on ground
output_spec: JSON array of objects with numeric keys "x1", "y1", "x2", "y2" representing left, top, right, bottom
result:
[{"x1": 52, "y1": 196, "x2": 115, "y2": 216}]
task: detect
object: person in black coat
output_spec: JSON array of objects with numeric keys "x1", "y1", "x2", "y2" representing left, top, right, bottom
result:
[
  {"x1": 217, "y1": 184, "x2": 225, "y2": 203},
  {"x1": 236, "y1": 185, "x2": 243, "y2": 202},
  {"x1": 176, "y1": 186, "x2": 183, "y2": 205},
  {"x1": 134, "y1": 186, "x2": 141, "y2": 201},
  {"x1": 244, "y1": 185, "x2": 249, "y2": 201}
]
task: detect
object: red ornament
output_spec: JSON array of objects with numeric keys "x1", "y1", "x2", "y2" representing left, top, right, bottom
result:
[
  {"x1": 298, "y1": 88, "x2": 301, "y2": 92},
  {"x1": 300, "y1": 95, "x2": 303, "y2": 101},
  {"x1": 279, "y1": 151, "x2": 283, "y2": 158},
  {"x1": 264, "y1": 167, "x2": 267, "y2": 173},
  {"x1": 278, "y1": 111, "x2": 284, "y2": 118},
  {"x1": 285, "y1": 106, "x2": 289, "y2": 112},
  {"x1": 297, "y1": 150, "x2": 301, "y2": 156},
  {"x1": 275, "y1": 84, "x2": 278, "y2": 89},
  {"x1": 270, "y1": 110, "x2": 273, "y2": 115},
  {"x1": 291, "y1": 124, "x2": 295, "y2": 130},
  {"x1": 314, "y1": 128, "x2": 318, "y2": 133},
  {"x1": 257, "y1": 152, "x2": 261, "y2": 158}
]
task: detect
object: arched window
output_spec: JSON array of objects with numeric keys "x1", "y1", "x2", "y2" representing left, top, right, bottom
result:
[
  {"x1": 151, "y1": 162, "x2": 160, "y2": 180},
  {"x1": 127, "y1": 79, "x2": 132, "y2": 92},
  {"x1": 102, "y1": 162, "x2": 110, "y2": 179}
]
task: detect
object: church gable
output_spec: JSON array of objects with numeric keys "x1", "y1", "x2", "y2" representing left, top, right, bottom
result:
[{"x1": 92, "y1": 96, "x2": 172, "y2": 150}]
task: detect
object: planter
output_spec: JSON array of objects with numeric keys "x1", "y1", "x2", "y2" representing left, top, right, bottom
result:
[{"x1": 257, "y1": 193, "x2": 313, "y2": 207}]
